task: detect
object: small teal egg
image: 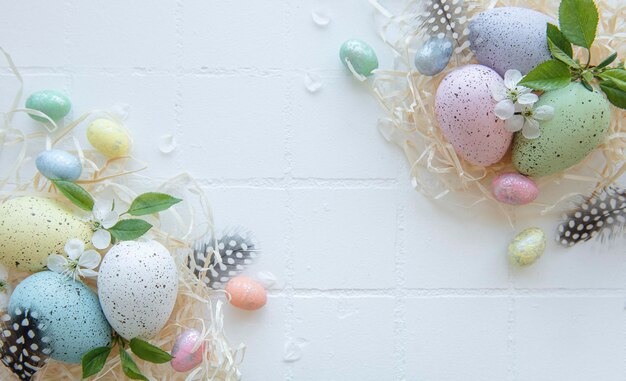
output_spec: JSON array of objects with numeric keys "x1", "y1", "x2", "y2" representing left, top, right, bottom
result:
[
  {"x1": 8, "y1": 271, "x2": 112, "y2": 364},
  {"x1": 35, "y1": 149, "x2": 82, "y2": 181},
  {"x1": 414, "y1": 36, "x2": 453, "y2": 76},
  {"x1": 25, "y1": 90, "x2": 72, "y2": 122},
  {"x1": 339, "y1": 39, "x2": 379, "y2": 77}
]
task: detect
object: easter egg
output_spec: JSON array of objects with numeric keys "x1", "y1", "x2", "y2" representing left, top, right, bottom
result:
[
  {"x1": 339, "y1": 39, "x2": 379, "y2": 77},
  {"x1": 491, "y1": 173, "x2": 539, "y2": 205},
  {"x1": 508, "y1": 227, "x2": 546, "y2": 266},
  {"x1": 0, "y1": 197, "x2": 93, "y2": 272},
  {"x1": 414, "y1": 36, "x2": 453, "y2": 76},
  {"x1": 98, "y1": 240, "x2": 178, "y2": 340},
  {"x1": 35, "y1": 149, "x2": 82, "y2": 181},
  {"x1": 86, "y1": 119, "x2": 131, "y2": 158},
  {"x1": 226, "y1": 276, "x2": 267, "y2": 311},
  {"x1": 171, "y1": 329, "x2": 205, "y2": 372},
  {"x1": 512, "y1": 83, "x2": 610, "y2": 177},
  {"x1": 25, "y1": 90, "x2": 72, "y2": 122},
  {"x1": 435, "y1": 64, "x2": 512, "y2": 166},
  {"x1": 469, "y1": 7, "x2": 553, "y2": 76},
  {"x1": 8, "y1": 271, "x2": 112, "y2": 363}
]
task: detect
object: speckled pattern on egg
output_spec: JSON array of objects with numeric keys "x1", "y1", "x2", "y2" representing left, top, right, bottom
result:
[
  {"x1": 512, "y1": 83, "x2": 610, "y2": 177},
  {"x1": 0, "y1": 197, "x2": 93, "y2": 272},
  {"x1": 508, "y1": 227, "x2": 546, "y2": 266},
  {"x1": 97, "y1": 240, "x2": 178, "y2": 340},
  {"x1": 469, "y1": 7, "x2": 554, "y2": 75},
  {"x1": 8, "y1": 271, "x2": 112, "y2": 364},
  {"x1": 435, "y1": 64, "x2": 513, "y2": 166}
]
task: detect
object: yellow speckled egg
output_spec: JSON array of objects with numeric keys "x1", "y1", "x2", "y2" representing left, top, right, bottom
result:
[
  {"x1": 0, "y1": 197, "x2": 93, "y2": 272},
  {"x1": 86, "y1": 118, "x2": 131, "y2": 158},
  {"x1": 508, "y1": 227, "x2": 546, "y2": 266}
]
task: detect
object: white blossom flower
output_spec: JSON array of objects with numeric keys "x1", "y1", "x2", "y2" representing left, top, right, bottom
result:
[
  {"x1": 47, "y1": 239, "x2": 101, "y2": 281},
  {"x1": 90, "y1": 199, "x2": 119, "y2": 249},
  {"x1": 493, "y1": 69, "x2": 539, "y2": 120},
  {"x1": 0, "y1": 264, "x2": 11, "y2": 310},
  {"x1": 504, "y1": 104, "x2": 555, "y2": 139}
]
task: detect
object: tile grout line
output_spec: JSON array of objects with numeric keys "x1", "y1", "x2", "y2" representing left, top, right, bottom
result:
[
  {"x1": 393, "y1": 198, "x2": 408, "y2": 380},
  {"x1": 173, "y1": 0, "x2": 184, "y2": 174}
]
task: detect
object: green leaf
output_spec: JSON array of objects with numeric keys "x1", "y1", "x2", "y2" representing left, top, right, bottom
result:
[
  {"x1": 108, "y1": 219, "x2": 153, "y2": 241},
  {"x1": 130, "y1": 338, "x2": 174, "y2": 364},
  {"x1": 119, "y1": 348, "x2": 149, "y2": 381},
  {"x1": 548, "y1": 37, "x2": 579, "y2": 68},
  {"x1": 599, "y1": 68, "x2": 626, "y2": 89},
  {"x1": 126, "y1": 192, "x2": 182, "y2": 216},
  {"x1": 518, "y1": 60, "x2": 572, "y2": 91},
  {"x1": 595, "y1": 52, "x2": 617, "y2": 70},
  {"x1": 82, "y1": 346, "x2": 112, "y2": 379},
  {"x1": 546, "y1": 23, "x2": 573, "y2": 57},
  {"x1": 600, "y1": 80, "x2": 626, "y2": 109},
  {"x1": 53, "y1": 180, "x2": 95, "y2": 212},
  {"x1": 581, "y1": 80, "x2": 593, "y2": 91},
  {"x1": 558, "y1": 0, "x2": 599, "y2": 48}
]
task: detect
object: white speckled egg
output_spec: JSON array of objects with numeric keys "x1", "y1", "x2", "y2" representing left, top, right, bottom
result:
[
  {"x1": 0, "y1": 197, "x2": 93, "y2": 272},
  {"x1": 8, "y1": 271, "x2": 112, "y2": 363},
  {"x1": 87, "y1": 119, "x2": 131, "y2": 158},
  {"x1": 469, "y1": 7, "x2": 553, "y2": 75},
  {"x1": 35, "y1": 149, "x2": 82, "y2": 181},
  {"x1": 97, "y1": 240, "x2": 178, "y2": 340},
  {"x1": 435, "y1": 64, "x2": 512, "y2": 166}
]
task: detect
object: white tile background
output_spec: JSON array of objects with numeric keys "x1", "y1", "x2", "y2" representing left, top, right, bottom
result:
[{"x1": 1, "y1": 1, "x2": 625, "y2": 380}]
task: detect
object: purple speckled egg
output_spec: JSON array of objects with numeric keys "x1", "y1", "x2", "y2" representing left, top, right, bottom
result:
[
  {"x1": 171, "y1": 329, "x2": 206, "y2": 373},
  {"x1": 491, "y1": 173, "x2": 539, "y2": 205},
  {"x1": 435, "y1": 64, "x2": 512, "y2": 166}
]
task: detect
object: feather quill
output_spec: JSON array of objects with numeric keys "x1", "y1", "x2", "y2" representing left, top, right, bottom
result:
[
  {"x1": 557, "y1": 186, "x2": 626, "y2": 247},
  {"x1": 0, "y1": 308, "x2": 51, "y2": 381}
]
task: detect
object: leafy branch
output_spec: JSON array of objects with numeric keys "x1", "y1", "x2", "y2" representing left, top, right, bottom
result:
[
  {"x1": 517, "y1": 0, "x2": 625, "y2": 109},
  {"x1": 82, "y1": 335, "x2": 174, "y2": 379}
]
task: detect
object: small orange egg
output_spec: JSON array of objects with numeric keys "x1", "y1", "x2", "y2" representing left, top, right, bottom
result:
[{"x1": 225, "y1": 276, "x2": 267, "y2": 311}]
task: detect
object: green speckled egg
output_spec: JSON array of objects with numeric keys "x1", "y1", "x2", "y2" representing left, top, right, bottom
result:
[
  {"x1": 512, "y1": 83, "x2": 610, "y2": 177},
  {"x1": 508, "y1": 227, "x2": 546, "y2": 266},
  {"x1": 25, "y1": 90, "x2": 72, "y2": 122},
  {"x1": 339, "y1": 39, "x2": 378, "y2": 77},
  {"x1": 9, "y1": 271, "x2": 112, "y2": 363},
  {"x1": 0, "y1": 197, "x2": 93, "y2": 272}
]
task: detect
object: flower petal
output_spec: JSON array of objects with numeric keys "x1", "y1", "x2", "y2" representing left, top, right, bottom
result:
[
  {"x1": 494, "y1": 100, "x2": 515, "y2": 120},
  {"x1": 78, "y1": 250, "x2": 101, "y2": 269},
  {"x1": 522, "y1": 118, "x2": 541, "y2": 139},
  {"x1": 504, "y1": 115, "x2": 525, "y2": 132},
  {"x1": 92, "y1": 229, "x2": 111, "y2": 250},
  {"x1": 504, "y1": 69, "x2": 523, "y2": 89},
  {"x1": 491, "y1": 83, "x2": 508, "y2": 101},
  {"x1": 64, "y1": 239, "x2": 85, "y2": 260},
  {"x1": 47, "y1": 254, "x2": 68, "y2": 274},
  {"x1": 518, "y1": 93, "x2": 539, "y2": 105},
  {"x1": 533, "y1": 105, "x2": 555, "y2": 121},
  {"x1": 101, "y1": 210, "x2": 119, "y2": 229},
  {"x1": 0, "y1": 264, "x2": 8, "y2": 282},
  {"x1": 78, "y1": 268, "x2": 99, "y2": 279},
  {"x1": 92, "y1": 199, "x2": 111, "y2": 220}
]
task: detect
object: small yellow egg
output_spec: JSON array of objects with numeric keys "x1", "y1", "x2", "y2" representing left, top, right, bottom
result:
[
  {"x1": 86, "y1": 118, "x2": 131, "y2": 158},
  {"x1": 508, "y1": 227, "x2": 546, "y2": 266}
]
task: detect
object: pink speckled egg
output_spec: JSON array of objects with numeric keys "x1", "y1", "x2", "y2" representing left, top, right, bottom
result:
[
  {"x1": 491, "y1": 173, "x2": 539, "y2": 205},
  {"x1": 171, "y1": 329, "x2": 205, "y2": 373},
  {"x1": 435, "y1": 64, "x2": 512, "y2": 166},
  {"x1": 226, "y1": 276, "x2": 267, "y2": 311}
]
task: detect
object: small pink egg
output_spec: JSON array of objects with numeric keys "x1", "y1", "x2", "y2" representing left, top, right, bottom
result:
[
  {"x1": 171, "y1": 329, "x2": 205, "y2": 373},
  {"x1": 226, "y1": 276, "x2": 267, "y2": 311},
  {"x1": 491, "y1": 173, "x2": 539, "y2": 205}
]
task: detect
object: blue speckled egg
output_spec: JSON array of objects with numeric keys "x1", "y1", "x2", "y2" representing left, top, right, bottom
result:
[
  {"x1": 469, "y1": 7, "x2": 554, "y2": 75},
  {"x1": 35, "y1": 149, "x2": 82, "y2": 181},
  {"x1": 414, "y1": 36, "x2": 453, "y2": 76},
  {"x1": 8, "y1": 271, "x2": 112, "y2": 364}
]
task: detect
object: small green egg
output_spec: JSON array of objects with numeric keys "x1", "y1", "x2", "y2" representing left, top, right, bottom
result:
[
  {"x1": 25, "y1": 90, "x2": 72, "y2": 122},
  {"x1": 508, "y1": 227, "x2": 546, "y2": 266},
  {"x1": 339, "y1": 39, "x2": 379, "y2": 77},
  {"x1": 512, "y1": 83, "x2": 610, "y2": 177}
]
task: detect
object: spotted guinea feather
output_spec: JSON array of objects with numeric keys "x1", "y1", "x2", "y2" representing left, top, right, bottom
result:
[
  {"x1": 415, "y1": 0, "x2": 479, "y2": 56},
  {"x1": 557, "y1": 186, "x2": 626, "y2": 247},
  {"x1": 187, "y1": 226, "x2": 259, "y2": 289},
  {"x1": 0, "y1": 308, "x2": 51, "y2": 381}
]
